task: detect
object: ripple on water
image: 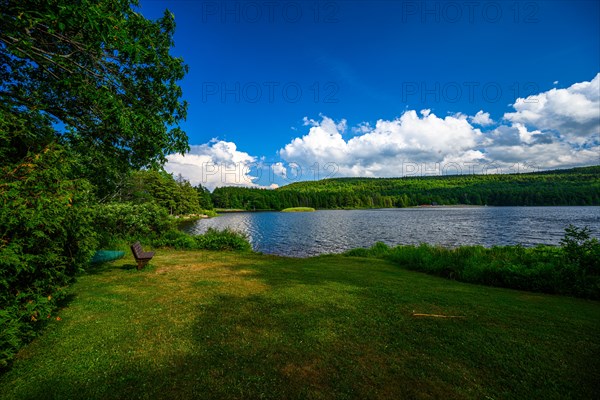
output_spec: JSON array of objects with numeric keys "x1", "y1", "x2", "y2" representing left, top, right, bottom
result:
[{"x1": 182, "y1": 207, "x2": 600, "y2": 257}]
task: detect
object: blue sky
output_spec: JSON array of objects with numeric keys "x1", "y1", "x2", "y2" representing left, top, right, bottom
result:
[{"x1": 139, "y1": 1, "x2": 600, "y2": 189}]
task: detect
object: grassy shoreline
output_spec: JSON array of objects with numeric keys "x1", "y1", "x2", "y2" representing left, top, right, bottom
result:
[{"x1": 1, "y1": 249, "x2": 598, "y2": 399}]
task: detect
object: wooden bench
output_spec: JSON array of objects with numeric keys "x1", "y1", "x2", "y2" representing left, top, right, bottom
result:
[{"x1": 130, "y1": 241, "x2": 155, "y2": 270}]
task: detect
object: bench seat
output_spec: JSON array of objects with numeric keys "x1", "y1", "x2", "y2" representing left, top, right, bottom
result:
[{"x1": 130, "y1": 241, "x2": 155, "y2": 270}]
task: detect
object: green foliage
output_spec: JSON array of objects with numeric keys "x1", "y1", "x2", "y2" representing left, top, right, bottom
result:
[
  {"x1": 93, "y1": 202, "x2": 175, "y2": 248},
  {"x1": 0, "y1": 0, "x2": 193, "y2": 372},
  {"x1": 195, "y1": 184, "x2": 214, "y2": 210},
  {"x1": 0, "y1": 0, "x2": 189, "y2": 195},
  {"x1": 118, "y1": 170, "x2": 202, "y2": 215},
  {"x1": 0, "y1": 146, "x2": 97, "y2": 369},
  {"x1": 212, "y1": 187, "x2": 279, "y2": 210},
  {"x1": 212, "y1": 166, "x2": 600, "y2": 210},
  {"x1": 344, "y1": 226, "x2": 600, "y2": 299},
  {"x1": 195, "y1": 228, "x2": 252, "y2": 251},
  {"x1": 345, "y1": 241, "x2": 390, "y2": 258},
  {"x1": 153, "y1": 228, "x2": 252, "y2": 252},
  {"x1": 200, "y1": 209, "x2": 218, "y2": 218},
  {"x1": 560, "y1": 225, "x2": 600, "y2": 275}
]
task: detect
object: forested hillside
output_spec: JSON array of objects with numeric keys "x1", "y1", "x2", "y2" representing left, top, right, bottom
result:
[{"x1": 211, "y1": 166, "x2": 600, "y2": 210}]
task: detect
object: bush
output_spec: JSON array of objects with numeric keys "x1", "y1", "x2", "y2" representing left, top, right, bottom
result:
[
  {"x1": 560, "y1": 225, "x2": 600, "y2": 275},
  {"x1": 152, "y1": 229, "x2": 196, "y2": 249},
  {"x1": 0, "y1": 146, "x2": 97, "y2": 369},
  {"x1": 93, "y1": 202, "x2": 175, "y2": 247},
  {"x1": 344, "y1": 242, "x2": 390, "y2": 258},
  {"x1": 195, "y1": 228, "x2": 252, "y2": 251}
]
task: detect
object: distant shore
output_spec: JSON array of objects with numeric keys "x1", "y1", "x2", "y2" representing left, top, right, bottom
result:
[
  {"x1": 413, "y1": 204, "x2": 486, "y2": 208},
  {"x1": 209, "y1": 204, "x2": 596, "y2": 214}
]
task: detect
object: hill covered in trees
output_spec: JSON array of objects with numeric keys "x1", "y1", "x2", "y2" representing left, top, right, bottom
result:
[{"x1": 211, "y1": 166, "x2": 600, "y2": 210}]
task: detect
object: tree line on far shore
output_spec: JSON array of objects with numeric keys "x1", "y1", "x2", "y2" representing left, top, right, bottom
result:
[{"x1": 210, "y1": 166, "x2": 600, "y2": 210}]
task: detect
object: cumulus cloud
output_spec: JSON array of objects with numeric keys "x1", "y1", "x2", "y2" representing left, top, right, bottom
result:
[
  {"x1": 170, "y1": 74, "x2": 599, "y2": 185},
  {"x1": 165, "y1": 140, "x2": 262, "y2": 191},
  {"x1": 279, "y1": 111, "x2": 484, "y2": 177},
  {"x1": 484, "y1": 141, "x2": 600, "y2": 170},
  {"x1": 480, "y1": 73, "x2": 600, "y2": 169},
  {"x1": 470, "y1": 110, "x2": 494, "y2": 126},
  {"x1": 504, "y1": 73, "x2": 600, "y2": 142},
  {"x1": 481, "y1": 121, "x2": 599, "y2": 171},
  {"x1": 275, "y1": 74, "x2": 600, "y2": 177},
  {"x1": 271, "y1": 162, "x2": 287, "y2": 178}
]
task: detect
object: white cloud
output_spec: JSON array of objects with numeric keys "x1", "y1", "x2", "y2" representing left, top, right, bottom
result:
[
  {"x1": 481, "y1": 122, "x2": 598, "y2": 170},
  {"x1": 165, "y1": 140, "x2": 262, "y2": 191},
  {"x1": 351, "y1": 122, "x2": 372, "y2": 135},
  {"x1": 504, "y1": 73, "x2": 600, "y2": 142},
  {"x1": 451, "y1": 112, "x2": 468, "y2": 120},
  {"x1": 470, "y1": 110, "x2": 494, "y2": 126},
  {"x1": 279, "y1": 111, "x2": 484, "y2": 177},
  {"x1": 278, "y1": 75, "x2": 600, "y2": 176},
  {"x1": 280, "y1": 116, "x2": 349, "y2": 165},
  {"x1": 484, "y1": 141, "x2": 600, "y2": 170},
  {"x1": 171, "y1": 74, "x2": 599, "y2": 185},
  {"x1": 302, "y1": 116, "x2": 320, "y2": 127},
  {"x1": 271, "y1": 162, "x2": 287, "y2": 178}
]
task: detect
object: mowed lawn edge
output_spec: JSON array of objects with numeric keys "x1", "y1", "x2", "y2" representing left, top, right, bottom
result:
[{"x1": 1, "y1": 249, "x2": 599, "y2": 400}]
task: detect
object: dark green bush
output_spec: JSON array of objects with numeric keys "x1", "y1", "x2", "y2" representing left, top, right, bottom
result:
[
  {"x1": 344, "y1": 242, "x2": 390, "y2": 258},
  {"x1": 344, "y1": 248, "x2": 372, "y2": 258},
  {"x1": 195, "y1": 228, "x2": 252, "y2": 251},
  {"x1": 560, "y1": 225, "x2": 600, "y2": 275},
  {"x1": 93, "y1": 202, "x2": 175, "y2": 247},
  {"x1": 152, "y1": 229, "x2": 197, "y2": 249},
  {"x1": 0, "y1": 147, "x2": 97, "y2": 369}
]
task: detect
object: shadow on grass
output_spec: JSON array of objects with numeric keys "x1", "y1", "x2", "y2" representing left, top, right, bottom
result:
[
  {"x1": 16, "y1": 293, "x2": 440, "y2": 400},
  {"x1": 82, "y1": 261, "x2": 143, "y2": 275},
  {"x1": 226, "y1": 254, "x2": 411, "y2": 292},
  {"x1": 8, "y1": 255, "x2": 600, "y2": 400},
  {"x1": 55, "y1": 293, "x2": 77, "y2": 309},
  {"x1": 116, "y1": 263, "x2": 139, "y2": 271}
]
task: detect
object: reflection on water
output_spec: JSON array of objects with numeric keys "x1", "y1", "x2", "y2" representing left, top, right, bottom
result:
[{"x1": 180, "y1": 207, "x2": 600, "y2": 257}]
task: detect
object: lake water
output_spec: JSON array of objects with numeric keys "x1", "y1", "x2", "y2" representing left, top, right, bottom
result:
[{"x1": 179, "y1": 207, "x2": 600, "y2": 257}]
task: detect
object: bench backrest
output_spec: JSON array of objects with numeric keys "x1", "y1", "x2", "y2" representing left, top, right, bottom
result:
[{"x1": 131, "y1": 242, "x2": 144, "y2": 258}]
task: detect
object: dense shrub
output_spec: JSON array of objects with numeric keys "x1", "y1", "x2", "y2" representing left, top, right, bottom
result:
[
  {"x1": 93, "y1": 202, "x2": 175, "y2": 247},
  {"x1": 345, "y1": 242, "x2": 392, "y2": 258},
  {"x1": 118, "y1": 170, "x2": 204, "y2": 215},
  {"x1": 0, "y1": 147, "x2": 97, "y2": 369},
  {"x1": 195, "y1": 228, "x2": 252, "y2": 251},
  {"x1": 560, "y1": 225, "x2": 600, "y2": 275},
  {"x1": 153, "y1": 228, "x2": 252, "y2": 252},
  {"x1": 344, "y1": 227, "x2": 600, "y2": 299}
]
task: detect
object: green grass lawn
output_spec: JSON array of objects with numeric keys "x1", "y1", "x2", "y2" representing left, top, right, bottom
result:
[
  {"x1": 1, "y1": 250, "x2": 599, "y2": 399},
  {"x1": 281, "y1": 207, "x2": 316, "y2": 212}
]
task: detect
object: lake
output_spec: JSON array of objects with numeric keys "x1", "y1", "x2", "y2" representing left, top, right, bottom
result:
[{"x1": 179, "y1": 206, "x2": 600, "y2": 257}]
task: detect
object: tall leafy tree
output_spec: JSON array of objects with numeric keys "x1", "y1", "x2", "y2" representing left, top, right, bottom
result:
[
  {"x1": 0, "y1": 1, "x2": 189, "y2": 368},
  {"x1": 195, "y1": 184, "x2": 214, "y2": 210},
  {"x1": 0, "y1": 0, "x2": 189, "y2": 194}
]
